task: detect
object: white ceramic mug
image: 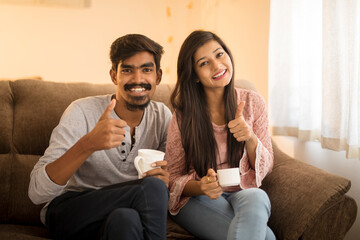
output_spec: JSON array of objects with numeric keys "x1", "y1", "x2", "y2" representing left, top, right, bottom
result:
[
  {"x1": 217, "y1": 168, "x2": 240, "y2": 187},
  {"x1": 134, "y1": 149, "x2": 165, "y2": 179}
]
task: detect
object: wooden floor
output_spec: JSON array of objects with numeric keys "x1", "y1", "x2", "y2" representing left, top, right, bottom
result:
[{"x1": 272, "y1": 136, "x2": 359, "y2": 240}]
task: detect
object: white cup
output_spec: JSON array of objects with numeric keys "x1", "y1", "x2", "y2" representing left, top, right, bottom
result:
[
  {"x1": 217, "y1": 168, "x2": 240, "y2": 187},
  {"x1": 134, "y1": 149, "x2": 165, "y2": 179}
]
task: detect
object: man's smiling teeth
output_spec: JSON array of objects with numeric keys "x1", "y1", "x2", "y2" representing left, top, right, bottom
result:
[
  {"x1": 130, "y1": 87, "x2": 146, "y2": 92},
  {"x1": 213, "y1": 70, "x2": 226, "y2": 79}
]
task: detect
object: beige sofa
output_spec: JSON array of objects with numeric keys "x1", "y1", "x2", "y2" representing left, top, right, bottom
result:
[{"x1": 0, "y1": 78, "x2": 357, "y2": 240}]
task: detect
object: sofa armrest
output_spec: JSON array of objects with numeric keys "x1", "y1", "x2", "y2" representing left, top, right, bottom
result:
[{"x1": 261, "y1": 140, "x2": 353, "y2": 239}]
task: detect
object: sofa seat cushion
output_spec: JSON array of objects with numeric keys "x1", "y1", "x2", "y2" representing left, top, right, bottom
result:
[
  {"x1": 166, "y1": 215, "x2": 196, "y2": 239},
  {"x1": 8, "y1": 154, "x2": 45, "y2": 225},
  {"x1": 0, "y1": 217, "x2": 195, "y2": 240},
  {"x1": 0, "y1": 224, "x2": 49, "y2": 240},
  {"x1": 0, "y1": 154, "x2": 11, "y2": 222}
]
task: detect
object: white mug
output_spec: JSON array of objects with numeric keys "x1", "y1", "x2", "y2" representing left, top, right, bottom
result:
[
  {"x1": 217, "y1": 168, "x2": 240, "y2": 187},
  {"x1": 134, "y1": 149, "x2": 165, "y2": 179}
]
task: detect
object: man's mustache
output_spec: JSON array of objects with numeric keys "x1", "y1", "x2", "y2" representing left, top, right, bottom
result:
[{"x1": 124, "y1": 83, "x2": 152, "y2": 91}]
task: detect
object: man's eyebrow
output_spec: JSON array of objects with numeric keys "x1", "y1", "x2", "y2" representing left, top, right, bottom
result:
[
  {"x1": 195, "y1": 48, "x2": 222, "y2": 65},
  {"x1": 140, "y1": 62, "x2": 155, "y2": 68},
  {"x1": 120, "y1": 62, "x2": 155, "y2": 69}
]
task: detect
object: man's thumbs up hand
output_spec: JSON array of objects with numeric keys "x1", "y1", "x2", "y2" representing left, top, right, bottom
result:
[
  {"x1": 86, "y1": 99, "x2": 128, "y2": 152},
  {"x1": 99, "y1": 99, "x2": 116, "y2": 121},
  {"x1": 228, "y1": 101, "x2": 253, "y2": 143}
]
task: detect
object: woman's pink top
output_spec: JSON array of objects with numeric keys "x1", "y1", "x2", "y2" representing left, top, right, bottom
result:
[{"x1": 166, "y1": 88, "x2": 274, "y2": 215}]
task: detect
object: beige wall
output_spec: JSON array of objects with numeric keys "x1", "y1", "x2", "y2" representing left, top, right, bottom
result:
[{"x1": 0, "y1": 0, "x2": 270, "y2": 102}]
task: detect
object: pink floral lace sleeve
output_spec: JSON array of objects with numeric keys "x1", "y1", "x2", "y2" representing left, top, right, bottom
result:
[
  {"x1": 236, "y1": 88, "x2": 273, "y2": 189},
  {"x1": 165, "y1": 113, "x2": 197, "y2": 215}
]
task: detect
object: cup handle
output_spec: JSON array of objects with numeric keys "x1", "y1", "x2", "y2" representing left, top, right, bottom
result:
[{"x1": 134, "y1": 156, "x2": 143, "y2": 178}]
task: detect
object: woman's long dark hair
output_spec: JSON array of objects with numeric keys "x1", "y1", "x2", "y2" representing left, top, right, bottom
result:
[{"x1": 171, "y1": 30, "x2": 244, "y2": 177}]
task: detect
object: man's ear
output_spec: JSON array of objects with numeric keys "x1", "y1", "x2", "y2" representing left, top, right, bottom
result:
[
  {"x1": 110, "y1": 69, "x2": 117, "y2": 85},
  {"x1": 156, "y1": 69, "x2": 163, "y2": 85}
]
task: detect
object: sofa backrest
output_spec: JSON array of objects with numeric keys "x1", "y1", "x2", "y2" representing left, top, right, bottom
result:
[
  {"x1": 0, "y1": 81, "x2": 13, "y2": 223},
  {"x1": 0, "y1": 79, "x2": 117, "y2": 225},
  {"x1": 0, "y1": 78, "x2": 256, "y2": 226}
]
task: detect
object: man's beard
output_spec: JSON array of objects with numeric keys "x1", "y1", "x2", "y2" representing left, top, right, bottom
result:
[
  {"x1": 125, "y1": 96, "x2": 150, "y2": 111},
  {"x1": 124, "y1": 83, "x2": 152, "y2": 111}
]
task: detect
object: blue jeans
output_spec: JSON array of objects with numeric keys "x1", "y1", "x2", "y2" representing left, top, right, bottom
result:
[
  {"x1": 171, "y1": 188, "x2": 275, "y2": 240},
  {"x1": 46, "y1": 177, "x2": 169, "y2": 240}
]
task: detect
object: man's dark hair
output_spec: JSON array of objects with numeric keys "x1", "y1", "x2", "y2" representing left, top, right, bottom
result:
[{"x1": 110, "y1": 34, "x2": 164, "y2": 72}]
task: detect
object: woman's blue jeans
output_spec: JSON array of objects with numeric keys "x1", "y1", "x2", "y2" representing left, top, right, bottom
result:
[{"x1": 171, "y1": 188, "x2": 276, "y2": 240}]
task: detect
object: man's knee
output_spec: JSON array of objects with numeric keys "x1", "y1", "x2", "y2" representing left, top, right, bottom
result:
[
  {"x1": 103, "y1": 208, "x2": 143, "y2": 237},
  {"x1": 141, "y1": 177, "x2": 169, "y2": 202}
]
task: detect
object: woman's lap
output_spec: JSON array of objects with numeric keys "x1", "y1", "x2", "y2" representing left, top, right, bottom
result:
[
  {"x1": 171, "y1": 188, "x2": 275, "y2": 240},
  {"x1": 171, "y1": 194, "x2": 234, "y2": 240}
]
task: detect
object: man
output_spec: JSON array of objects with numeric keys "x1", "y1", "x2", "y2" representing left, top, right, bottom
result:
[{"x1": 28, "y1": 34, "x2": 172, "y2": 240}]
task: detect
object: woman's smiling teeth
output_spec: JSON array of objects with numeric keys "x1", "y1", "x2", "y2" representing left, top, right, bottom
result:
[{"x1": 212, "y1": 70, "x2": 226, "y2": 79}]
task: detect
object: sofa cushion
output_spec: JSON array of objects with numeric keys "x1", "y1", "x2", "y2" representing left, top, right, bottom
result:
[
  {"x1": 11, "y1": 80, "x2": 115, "y2": 155},
  {"x1": 0, "y1": 81, "x2": 12, "y2": 154},
  {"x1": 0, "y1": 154, "x2": 12, "y2": 222},
  {"x1": 261, "y1": 141, "x2": 352, "y2": 239},
  {"x1": 302, "y1": 195, "x2": 358, "y2": 240},
  {"x1": 0, "y1": 218, "x2": 196, "y2": 240},
  {"x1": 166, "y1": 216, "x2": 196, "y2": 239},
  {"x1": 0, "y1": 224, "x2": 49, "y2": 240},
  {"x1": 152, "y1": 83, "x2": 173, "y2": 111},
  {"x1": 8, "y1": 154, "x2": 44, "y2": 225}
]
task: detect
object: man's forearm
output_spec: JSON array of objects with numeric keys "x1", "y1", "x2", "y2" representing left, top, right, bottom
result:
[{"x1": 45, "y1": 135, "x2": 94, "y2": 186}]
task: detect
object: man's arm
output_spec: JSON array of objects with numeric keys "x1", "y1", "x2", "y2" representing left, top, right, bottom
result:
[{"x1": 45, "y1": 99, "x2": 127, "y2": 185}]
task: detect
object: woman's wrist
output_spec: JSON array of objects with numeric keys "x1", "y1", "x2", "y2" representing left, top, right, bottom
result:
[
  {"x1": 246, "y1": 131, "x2": 256, "y2": 144},
  {"x1": 183, "y1": 180, "x2": 203, "y2": 197}
]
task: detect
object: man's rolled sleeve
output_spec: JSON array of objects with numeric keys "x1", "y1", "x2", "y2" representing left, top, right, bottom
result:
[{"x1": 28, "y1": 162, "x2": 67, "y2": 205}]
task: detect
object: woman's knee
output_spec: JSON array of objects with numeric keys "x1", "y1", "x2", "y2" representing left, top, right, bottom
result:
[
  {"x1": 173, "y1": 196, "x2": 232, "y2": 240},
  {"x1": 232, "y1": 188, "x2": 271, "y2": 215},
  {"x1": 266, "y1": 226, "x2": 276, "y2": 240},
  {"x1": 244, "y1": 188, "x2": 270, "y2": 204}
]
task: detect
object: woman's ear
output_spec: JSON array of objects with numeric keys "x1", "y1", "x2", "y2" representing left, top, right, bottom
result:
[
  {"x1": 110, "y1": 69, "x2": 117, "y2": 85},
  {"x1": 156, "y1": 69, "x2": 163, "y2": 85}
]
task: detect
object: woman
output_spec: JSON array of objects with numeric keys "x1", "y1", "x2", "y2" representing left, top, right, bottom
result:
[{"x1": 166, "y1": 30, "x2": 275, "y2": 240}]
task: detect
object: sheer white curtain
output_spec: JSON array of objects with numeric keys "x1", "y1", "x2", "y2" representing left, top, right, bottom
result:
[{"x1": 269, "y1": 0, "x2": 360, "y2": 159}]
